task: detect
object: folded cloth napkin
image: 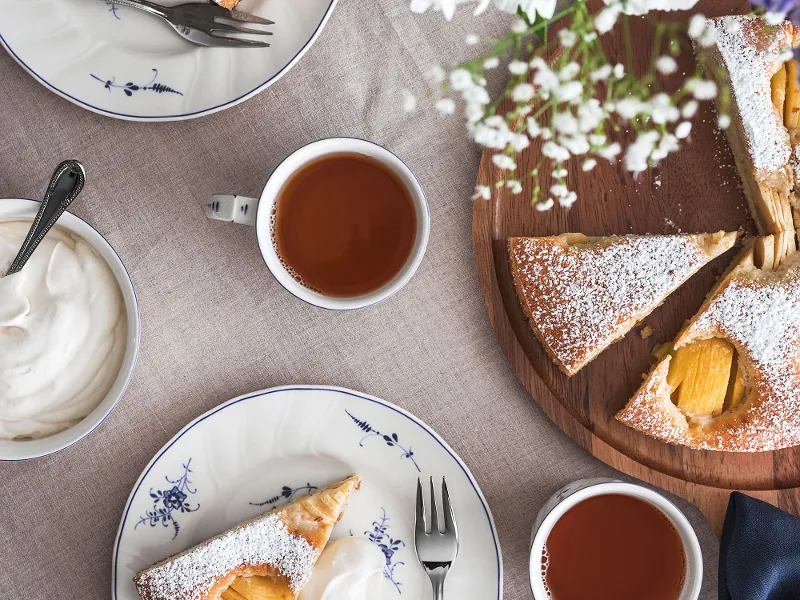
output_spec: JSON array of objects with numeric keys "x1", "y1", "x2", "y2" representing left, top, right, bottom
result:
[{"x1": 720, "y1": 492, "x2": 800, "y2": 600}]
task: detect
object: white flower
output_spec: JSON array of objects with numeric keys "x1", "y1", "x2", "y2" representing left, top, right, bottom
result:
[
  {"x1": 559, "y1": 62, "x2": 581, "y2": 81},
  {"x1": 401, "y1": 89, "x2": 417, "y2": 112},
  {"x1": 559, "y1": 191, "x2": 578, "y2": 207},
  {"x1": 425, "y1": 65, "x2": 446, "y2": 84},
  {"x1": 766, "y1": 11, "x2": 787, "y2": 26},
  {"x1": 583, "y1": 32, "x2": 598, "y2": 42},
  {"x1": 540, "y1": 127, "x2": 553, "y2": 140},
  {"x1": 553, "y1": 112, "x2": 579, "y2": 134},
  {"x1": 485, "y1": 115, "x2": 506, "y2": 128},
  {"x1": 594, "y1": 6, "x2": 620, "y2": 34},
  {"x1": 698, "y1": 26, "x2": 716, "y2": 48},
  {"x1": 494, "y1": 0, "x2": 557, "y2": 20},
  {"x1": 590, "y1": 65, "x2": 613, "y2": 81},
  {"x1": 681, "y1": 100, "x2": 699, "y2": 119},
  {"x1": 536, "y1": 198, "x2": 555, "y2": 211},
  {"x1": 616, "y1": 97, "x2": 647, "y2": 119},
  {"x1": 780, "y1": 48, "x2": 794, "y2": 62},
  {"x1": 465, "y1": 33, "x2": 480, "y2": 45},
  {"x1": 656, "y1": 56, "x2": 678, "y2": 75},
  {"x1": 675, "y1": 121, "x2": 692, "y2": 139},
  {"x1": 578, "y1": 98, "x2": 605, "y2": 132},
  {"x1": 589, "y1": 133, "x2": 607, "y2": 146},
  {"x1": 718, "y1": 114, "x2": 731, "y2": 129},
  {"x1": 483, "y1": 57, "x2": 500, "y2": 69},
  {"x1": 723, "y1": 16, "x2": 741, "y2": 34},
  {"x1": 511, "y1": 133, "x2": 531, "y2": 151},
  {"x1": 511, "y1": 18, "x2": 528, "y2": 34},
  {"x1": 465, "y1": 102, "x2": 485, "y2": 123},
  {"x1": 597, "y1": 142, "x2": 621, "y2": 160},
  {"x1": 687, "y1": 14, "x2": 707, "y2": 39},
  {"x1": 554, "y1": 81, "x2": 583, "y2": 102},
  {"x1": 529, "y1": 57, "x2": 547, "y2": 70},
  {"x1": 435, "y1": 98, "x2": 456, "y2": 115},
  {"x1": 625, "y1": 131, "x2": 659, "y2": 174},
  {"x1": 506, "y1": 179, "x2": 523, "y2": 194},
  {"x1": 463, "y1": 85, "x2": 491, "y2": 105},
  {"x1": 616, "y1": 0, "x2": 699, "y2": 15},
  {"x1": 409, "y1": 0, "x2": 476, "y2": 20},
  {"x1": 550, "y1": 183, "x2": 569, "y2": 198},
  {"x1": 560, "y1": 134, "x2": 590, "y2": 155},
  {"x1": 613, "y1": 63, "x2": 625, "y2": 79},
  {"x1": 473, "y1": 185, "x2": 491, "y2": 200},
  {"x1": 513, "y1": 83, "x2": 536, "y2": 102},
  {"x1": 552, "y1": 167, "x2": 568, "y2": 178},
  {"x1": 527, "y1": 117, "x2": 542, "y2": 138},
  {"x1": 542, "y1": 141, "x2": 571, "y2": 162},
  {"x1": 533, "y1": 65, "x2": 560, "y2": 91},
  {"x1": 450, "y1": 69, "x2": 474, "y2": 91},
  {"x1": 559, "y1": 29, "x2": 578, "y2": 47},
  {"x1": 492, "y1": 154, "x2": 517, "y2": 170},
  {"x1": 687, "y1": 79, "x2": 717, "y2": 100},
  {"x1": 582, "y1": 158, "x2": 597, "y2": 171},
  {"x1": 509, "y1": 60, "x2": 529, "y2": 75},
  {"x1": 650, "y1": 133, "x2": 678, "y2": 161},
  {"x1": 651, "y1": 93, "x2": 679, "y2": 124}
]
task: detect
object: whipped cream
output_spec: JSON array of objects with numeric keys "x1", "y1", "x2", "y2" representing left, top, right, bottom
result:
[
  {"x1": 299, "y1": 537, "x2": 386, "y2": 600},
  {"x1": 0, "y1": 220, "x2": 127, "y2": 440}
]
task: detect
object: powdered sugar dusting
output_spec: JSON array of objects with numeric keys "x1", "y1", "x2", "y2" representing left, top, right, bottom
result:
[
  {"x1": 136, "y1": 513, "x2": 317, "y2": 600},
  {"x1": 707, "y1": 16, "x2": 792, "y2": 172},
  {"x1": 509, "y1": 235, "x2": 718, "y2": 374}
]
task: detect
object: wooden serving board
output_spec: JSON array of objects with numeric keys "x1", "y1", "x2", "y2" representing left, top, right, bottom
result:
[{"x1": 473, "y1": 0, "x2": 800, "y2": 535}]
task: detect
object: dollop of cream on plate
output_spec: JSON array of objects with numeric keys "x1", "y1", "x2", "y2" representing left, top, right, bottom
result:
[
  {"x1": 0, "y1": 220, "x2": 127, "y2": 440},
  {"x1": 299, "y1": 537, "x2": 386, "y2": 600}
]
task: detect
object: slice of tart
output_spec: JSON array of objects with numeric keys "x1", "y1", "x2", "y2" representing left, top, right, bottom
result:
[
  {"x1": 213, "y1": 0, "x2": 241, "y2": 9},
  {"x1": 134, "y1": 476, "x2": 360, "y2": 600},
  {"x1": 508, "y1": 232, "x2": 738, "y2": 376},
  {"x1": 617, "y1": 241, "x2": 800, "y2": 452},
  {"x1": 698, "y1": 15, "x2": 800, "y2": 259}
]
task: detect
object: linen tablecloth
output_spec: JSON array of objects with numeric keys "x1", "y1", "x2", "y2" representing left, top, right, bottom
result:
[{"x1": 0, "y1": 2, "x2": 719, "y2": 597}]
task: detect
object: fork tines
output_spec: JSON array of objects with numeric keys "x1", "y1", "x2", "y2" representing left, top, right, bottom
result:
[{"x1": 416, "y1": 476, "x2": 457, "y2": 536}]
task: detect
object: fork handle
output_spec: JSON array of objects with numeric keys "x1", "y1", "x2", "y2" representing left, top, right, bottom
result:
[
  {"x1": 108, "y1": 0, "x2": 169, "y2": 18},
  {"x1": 426, "y1": 567, "x2": 448, "y2": 600}
]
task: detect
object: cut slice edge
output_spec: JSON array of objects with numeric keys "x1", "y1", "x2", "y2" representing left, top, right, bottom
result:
[{"x1": 508, "y1": 231, "x2": 739, "y2": 376}]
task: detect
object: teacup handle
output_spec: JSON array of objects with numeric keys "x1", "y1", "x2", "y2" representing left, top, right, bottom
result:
[{"x1": 206, "y1": 194, "x2": 259, "y2": 227}]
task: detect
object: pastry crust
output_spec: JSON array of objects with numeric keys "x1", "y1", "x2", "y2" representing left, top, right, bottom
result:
[
  {"x1": 508, "y1": 232, "x2": 738, "y2": 376},
  {"x1": 699, "y1": 15, "x2": 800, "y2": 258},
  {"x1": 617, "y1": 246, "x2": 800, "y2": 452},
  {"x1": 213, "y1": 0, "x2": 241, "y2": 9},
  {"x1": 134, "y1": 476, "x2": 360, "y2": 600}
]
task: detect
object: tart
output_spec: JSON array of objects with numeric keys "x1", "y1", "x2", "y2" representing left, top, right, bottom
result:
[
  {"x1": 508, "y1": 232, "x2": 738, "y2": 376},
  {"x1": 617, "y1": 242, "x2": 800, "y2": 452},
  {"x1": 134, "y1": 476, "x2": 360, "y2": 600},
  {"x1": 213, "y1": 0, "x2": 241, "y2": 9},
  {"x1": 699, "y1": 15, "x2": 800, "y2": 260}
]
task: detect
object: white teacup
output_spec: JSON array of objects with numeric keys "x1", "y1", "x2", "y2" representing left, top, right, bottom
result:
[
  {"x1": 529, "y1": 478, "x2": 703, "y2": 600},
  {"x1": 207, "y1": 138, "x2": 430, "y2": 310}
]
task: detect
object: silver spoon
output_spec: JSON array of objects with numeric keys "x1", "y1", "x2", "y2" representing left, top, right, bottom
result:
[{"x1": 5, "y1": 160, "x2": 86, "y2": 276}]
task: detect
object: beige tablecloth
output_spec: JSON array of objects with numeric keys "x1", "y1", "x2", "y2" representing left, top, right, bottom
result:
[{"x1": 0, "y1": 2, "x2": 719, "y2": 598}]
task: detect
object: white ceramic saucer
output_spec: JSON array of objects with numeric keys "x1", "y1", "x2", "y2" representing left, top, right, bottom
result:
[
  {"x1": 112, "y1": 386, "x2": 502, "y2": 599},
  {"x1": 0, "y1": 0, "x2": 337, "y2": 121}
]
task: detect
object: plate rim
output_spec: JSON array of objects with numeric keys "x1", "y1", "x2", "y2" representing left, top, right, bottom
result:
[
  {"x1": 0, "y1": 0, "x2": 338, "y2": 122},
  {"x1": 110, "y1": 385, "x2": 503, "y2": 599}
]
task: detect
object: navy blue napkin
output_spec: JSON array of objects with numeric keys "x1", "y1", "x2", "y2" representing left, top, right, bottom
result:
[{"x1": 720, "y1": 492, "x2": 800, "y2": 600}]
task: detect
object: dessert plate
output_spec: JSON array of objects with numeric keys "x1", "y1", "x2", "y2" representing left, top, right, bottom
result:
[
  {"x1": 111, "y1": 386, "x2": 502, "y2": 599},
  {"x1": 0, "y1": 0, "x2": 337, "y2": 121}
]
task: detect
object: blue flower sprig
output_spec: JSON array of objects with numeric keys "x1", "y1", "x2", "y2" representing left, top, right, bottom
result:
[
  {"x1": 135, "y1": 459, "x2": 200, "y2": 540},
  {"x1": 250, "y1": 483, "x2": 318, "y2": 508},
  {"x1": 366, "y1": 509, "x2": 406, "y2": 594},
  {"x1": 90, "y1": 69, "x2": 183, "y2": 97},
  {"x1": 345, "y1": 410, "x2": 421, "y2": 472}
]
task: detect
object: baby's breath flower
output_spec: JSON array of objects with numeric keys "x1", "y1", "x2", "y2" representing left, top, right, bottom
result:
[
  {"x1": 675, "y1": 121, "x2": 692, "y2": 139},
  {"x1": 435, "y1": 98, "x2": 456, "y2": 114},
  {"x1": 723, "y1": 15, "x2": 742, "y2": 33},
  {"x1": 465, "y1": 102, "x2": 485, "y2": 123},
  {"x1": 554, "y1": 81, "x2": 583, "y2": 102},
  {"x1": 550, "y1": 183, "x2": 569, "y2": 198},
  {"x1": 718, "y1": 114, "x2": 731, "y2": 129},
  {"x1": 688, "y1": 14, "x2": 707, "y2": 39},
  {"x1": 681, "y1": 100, "x2": 699, "y2": 119},
  {"x1": 511, "y1": 133, "x2": 531, "y2": 151},
  {"x1": 780, "y1": 48, "x2": 795, "y2": 62},
  {"x1": 553, "y1": 112, "x2": 579, "y2": 134},
  {"x1": 559, "y1": 191, "x2": 578, "y2": 207},
  {"x1": 536, "y1": 198, "x2": 555, "y2": 211},
  {"x1": 527, "y1": 117, "x2": 542, "y2": 138},
  {"x1": 559, "y1": 29, "x2": 578, "y2": 47},
  {"x1": 552, "y1": 167, "x2": 568, "y2": 178},
  {"x1": 765, "y1": 11, "x2": 787, "y2": 25},
  {"x1": 582, "y1": 158, "x2": 598, "y2": 172},
  {"x1": 560, "y1": 134, "x2": 590, "y2": 155},
  {"x1": 513, "y1": 83, "x2": 536, "y2": 102},
  {"x1": 540, "y1": 127, "x2": 553, "y2": 140},
  {"x1": 450, "y1": 69, "x2": 474, "y2": 91},
  {"x1": 465, "y1": 33, "x2": 480, "y2": 45},
  {"x1": 401, "y1": 89, "x2": 417, "y2": 112},
  {"x1": 463, "y1": 86, "x2": 491, "y2": 105},
  {"x1": 509, "y1": 60, "x2": 529, "y2": 75},
  {"x1": 613, "y1": 63, "x2": 625, "y2": 79},
  {"x1": 697, "y1": 26, "x2": 716, "y2": 47},
  {"x1": 483, "y1": 57, "x2": 500, "y2": 69},
  {"x1": 425, "y1": 65, "x2": 446, "y2": 84},
  {"x1": 492, "y1": 154, "x2": 517, "y2": 170},
  {"x1": 594, "y1": 6, "x2": 620, "y2": 33},
  {"x1": 511, "y1": 18, "x2": 528, "y2": 34},
  {"x1": 533, "y1": 65, "x2": 560, "y2": 91},
  {"x1": 590, "y1": 65, "x2": 613, "y2": 81},
  {"x1": 625, "y1": 131, "x2": 660, "y2": 174},
  {"x1": 589, "y1": 133, "x2": 607, "y2": 146},
  {"x1": 616, "y1": 97, "x2": 648, "y2": 119},
  {"x1": 656, "y1": 56, "x2": 678, "y2": 75},
  {"x1": 651, "y1": 93, "x2": 680, "y2": 124},
  {"x1": 583, "y1": 32, "x2": 598, "y2": 42},
  {"x1": 542, "y1": 141, "x2": 570, "y2": 162},
  {"x1": 597, "y1": 142, "x2": 622, "y2": 161},
  {"x1": 578, "y1": 99, "x2": 605, "y2": 132},
  {"x1": 473, "y1": 185, "x2": 491, "y2": 200},
  {"x1": 507, "y1": 179, "x2": 523, "y2": 194},
  {"x1": 687, "y1": 79, "x2": 717, "y2": 100},
  {"x1": 559, "y1": 62, "x2": 581, "y2": 81},
  {"x1": 650, "y1": 133, "x2": 679, "y2": 161}
]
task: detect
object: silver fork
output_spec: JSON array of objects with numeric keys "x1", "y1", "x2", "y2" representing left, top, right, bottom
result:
[
  {"x1": 109, "y1": 0, "x2": 274, "y2": 48},
  {"x1": 415, "y1": 477, "x2": 459, "y2": 600}
]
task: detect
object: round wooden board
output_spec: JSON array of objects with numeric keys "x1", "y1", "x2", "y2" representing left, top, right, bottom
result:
[{"x1": 472, "y1": 0, "x2": 800, "y2": 535}]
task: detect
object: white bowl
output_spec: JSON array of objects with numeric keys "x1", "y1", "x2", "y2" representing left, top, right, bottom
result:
[
  {"x1": 0, "y1": 198, "x2": 140, "y2": 460},
  {"x1": 529, "y1": 479, "x2": 703, "y2": 600}
]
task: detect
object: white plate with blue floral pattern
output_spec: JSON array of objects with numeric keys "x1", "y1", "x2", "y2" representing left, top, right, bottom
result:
[
  {"x1": 112, "y1": 386, "x2": 502, "y2": 599},
  {"x1": 0, "y1": 0, "x2": 337, "y2": 121}
]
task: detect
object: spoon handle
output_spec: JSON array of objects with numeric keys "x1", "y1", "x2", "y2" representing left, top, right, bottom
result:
[{"x1": 7, "y1": 160, "x2": 86, "y2": 276}]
